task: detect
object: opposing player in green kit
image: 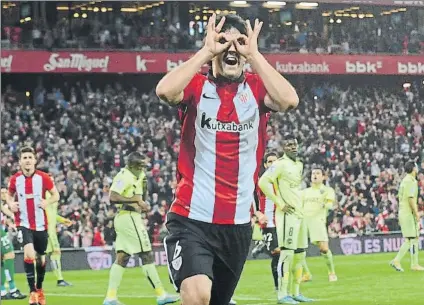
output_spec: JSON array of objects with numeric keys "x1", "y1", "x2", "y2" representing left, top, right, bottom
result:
[
  {"x1": 300, "y1": 166, "x2": 337, "y2": 282},
  {"x1": 390, "y1": 161, "x2": 424, "y2": 272},
  {"x1": 259, "y1": 136, "x2": 313, "y2": 304},
  {"x1": 103, "y1": 152, "x2": 179, "y2": 305},
  {"x1": 44, "y1": 183, "x2": 74, "y2": 287},
  {"x1": 1, "y1": 188, "x2": 26, "y2": 300}
]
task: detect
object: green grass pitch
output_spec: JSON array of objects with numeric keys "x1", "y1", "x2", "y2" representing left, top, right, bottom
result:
[{"x1": 3, "y1": 252, "x2": 423, "y2": 305}]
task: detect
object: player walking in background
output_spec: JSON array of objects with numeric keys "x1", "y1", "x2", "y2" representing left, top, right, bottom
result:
[
  {"x1": 301, "y1": 166, "x2": 337, "y2": 282},
  {"x1": 103, "y1": 152, "x2": 178, "y2": 305},
  {"x1": 259, "y1": 136, "x2": 312, "y2": 304},
  {"x1": 6, "y1": 146, "x2": 60, "y2": 305},
  {"x1": 44, "y1": 177, "x2": 73, "y2": 287},
  {"x1": 390, "y1": 161, "x2": 424, "y2": 272},
  {"x1": 156, "y1": 11, "x2": 298, "y2": 305},
  {"x1": 1, "y1": 188, "x2": 26, "y2": 300}
]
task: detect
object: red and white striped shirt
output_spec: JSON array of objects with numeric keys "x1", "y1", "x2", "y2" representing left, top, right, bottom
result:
[
  {"x1": 8, "y1": 170, "x2": 54, "y2": 231},
  {"x1": 170, "y1": 73, "x2": 270, "y2": 225}
]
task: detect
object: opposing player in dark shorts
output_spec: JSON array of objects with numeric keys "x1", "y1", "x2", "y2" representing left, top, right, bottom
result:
[
  {"x1": 156, "y1": 13, "x2": 299, "y2": 305},
  {"x1": 6, "y1": 147, "x2": 60, "y2": 305}
]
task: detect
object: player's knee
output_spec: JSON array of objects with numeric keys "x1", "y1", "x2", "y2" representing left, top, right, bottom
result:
[
  {"x1": 319, "y1": 244, "x2": 329, "y2": 254},
  {"x1": 271, "y1": 247, "x2": 280, "y2": 255},
  {"x1": 3, "y1": 252, "x2": 15, "y2": 260},
  {"x1": 35, "y1": 254, "x2": 46, "y2": 265},
  {"x1": 115, "y1": 251, "x2": 131, "y2": 267},
  {"x1": 180, "y1": 275, "x2": 212, "y2": 305},
  {"x1": 139, "y1": 251, "x2": 155, "y2": 265}
]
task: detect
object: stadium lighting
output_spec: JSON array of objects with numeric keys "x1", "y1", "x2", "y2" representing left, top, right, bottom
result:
[
  {"x1": 267, "y1": 1, "x2": 286, "y2": 5},
  {"x1": 93, "y1": 7, "x2": 99, "y2": 12},
  {"x1": 336, "y1": 19, "x2": 341, "y2": 23},
  {"x1": 230, "y1": 1, "x2": 250, "y2": 7},
  {"x1": 121, "y1": 8, "x2": 137, "y2": 12},
  {"x1": 403, "y1": 83, "x2": 411, "y2": 88},
  {"x1": 25, "y1": 91, "x2": 30, "y2": 97},
  {"x1": 329, "y1": 18, "x2": 334, "y2": 23},
  {"x1": 263, "y1": 1, "x2": 286, "y2": 8},
  {"x1": 24, "y1": 17, "x2": 31, "y2": 21},
  {"x1": 296, "y1": 2, "x2": 318, "y2": 9},
  {"x1": 101, "y1": 7, "x2": 107, "y2": 12},
  {"x1": 82, "y1": 13, "x2": 87, "y2": 18},
  {"x1": 73, "y1": 13, "x2": 79, "y2": 18}
]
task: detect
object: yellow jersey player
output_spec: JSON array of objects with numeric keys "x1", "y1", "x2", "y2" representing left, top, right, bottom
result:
[
  {"x1": 300, "y1": 166, "x2": 337, "y2": 282},
  {"x1": 259, "y1": 135, "x2": 312, "y2": 304},
  {"x1": 103, "y1": 152, "x2": 179, "y2": 305},
  {"x1": 45, "y1": 182, "x2": 73, "y2": 287},
  {"x1": 390, "y1": 161, "x2": 424, "y2": 272}
]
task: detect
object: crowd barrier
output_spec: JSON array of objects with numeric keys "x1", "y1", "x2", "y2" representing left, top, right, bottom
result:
[{"x1": 13, "y1": 233, "x2": 424, "y2": 273}]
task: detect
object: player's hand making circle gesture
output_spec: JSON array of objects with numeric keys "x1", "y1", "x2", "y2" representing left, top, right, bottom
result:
[
  {"x1": 203, "y1": 13, "x2": 233, "y2": 57},
  {"x1": 234, "y1": 19, "x2": 263, "y2": 60}
]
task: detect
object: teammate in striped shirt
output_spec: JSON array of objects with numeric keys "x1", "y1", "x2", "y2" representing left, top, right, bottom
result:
[
  {"x1": 156, "y1": 13, "x2": 299, "y2": 305},
  {"x1": 6, "y1": 147, "x2": 60, "y2": 305},
  {"x1": 251, "y1": 152, "x2": 282, "y2": 291}
]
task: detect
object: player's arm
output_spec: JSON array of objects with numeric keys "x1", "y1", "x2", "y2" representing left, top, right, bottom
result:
[
  {"x1": 258, "y1": 163, "x2": 285, "y2": 210},
  {"x1": 44, "y1": 186, "x2": 60, "y2": 206},
  {"x1": 324, "y1": 188, "x2": 336, "y2": 210},
  {"x1": 247, "y1": 53, "x2": 299, "y2": 112},
  {"x1": 142, "y1": 172, "x2": 148, "y2": 202},
  {"x1": 156, "y1": 14, "x2": 230, "y2": 105},
  {"x1": 6, "y1": 176, "x2": 19, "y2": 212},
  {"x1": 406, "y1": 182, "x2": 419, "y2": 220},
  {"x1": 109, "y1": 176, "x2": 141, "y2": 207},
  {"x1": 155, "y1": 48, "x2": 212, "y2": 105},
  {"x1": 56, "y1": 215, "x2": 72, "y2": 226},
  {"x1": 1, "y1": 203, "x2": 14, "y2": 218}
]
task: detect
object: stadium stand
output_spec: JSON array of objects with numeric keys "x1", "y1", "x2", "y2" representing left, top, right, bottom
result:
[{"x1": 1, "y1": 76, "x2": 423, "y2": 248}]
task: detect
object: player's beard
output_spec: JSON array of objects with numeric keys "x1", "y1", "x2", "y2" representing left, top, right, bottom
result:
[{"x1": 285, "y1": 151, "x2": 298, "y2": 160}]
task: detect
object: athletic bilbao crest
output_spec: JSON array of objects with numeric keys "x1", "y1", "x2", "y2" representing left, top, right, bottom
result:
[
  {"x1": 171, "y1": 241, "x2": 183, "y2": 271},
  {"x1": 340, "y1": 238, "x2": 362, "y2": 255},
  {"x1": 87, "y1": 251, "x2": 112, "y2": 270}
]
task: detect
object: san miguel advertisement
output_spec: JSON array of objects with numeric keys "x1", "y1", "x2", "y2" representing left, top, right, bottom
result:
[
  {"x1": 12, "y1": 233, "x2": 424, "y2": 273},
  {"x1": 1, "y1": 50, "x2": 424, "y2": 75}
]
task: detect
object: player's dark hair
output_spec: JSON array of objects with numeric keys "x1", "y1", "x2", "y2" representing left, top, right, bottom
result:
[
  {"x1": 311, "y1": 164, "x2": 324, "y2": 173},
  {"x1": 205, "y1": 14, "x2": 247, "y2": 78},
  {"x1": 264, "y1": 152, "x2": 277, "y2": 164},
  {"x1": 19, "y1": 146, "x2": 36, "y2": 158},
  {"x1": 405, "y1": 161, "x2": 416, "y2": 174},
  {"x1": 127, "y1": 152, "x2": 144, "y2": 167},
  {"x1": 215, "y1": 14, "x2": 247, "y2": 36},
  {"x1": 283, "y1": 134, "x2": 297, "y2": 142}
]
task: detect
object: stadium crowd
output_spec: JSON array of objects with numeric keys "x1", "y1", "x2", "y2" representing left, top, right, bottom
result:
[
  {"x1": 2, "y1": 8, "x2": 424, "y2": 54},
  {"x1": 1, "y1": 77, "x2": 423, "y2": 249}
]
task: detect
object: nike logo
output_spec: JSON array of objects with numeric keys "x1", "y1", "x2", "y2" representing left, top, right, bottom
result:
[{"x1": 202, "y1": 93, "x2": 216, "y2": 99}]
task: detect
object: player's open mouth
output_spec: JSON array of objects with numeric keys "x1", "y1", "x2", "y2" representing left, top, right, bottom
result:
[{"x1": 224, "y1": 54, "x2": 239, "y2": 66}]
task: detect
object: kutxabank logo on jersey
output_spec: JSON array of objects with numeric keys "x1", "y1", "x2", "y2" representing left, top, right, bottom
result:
[{"x1": 200, "y1": 112, "x2": 254, "y2": 133}]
